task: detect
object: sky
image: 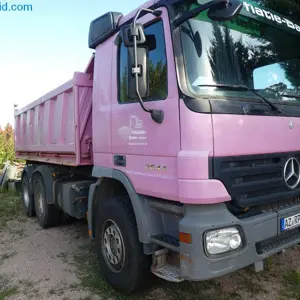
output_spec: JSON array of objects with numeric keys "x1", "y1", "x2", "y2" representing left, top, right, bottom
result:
[{"x1": 0, "y1": 0, "x2": 145, "y2": 128}]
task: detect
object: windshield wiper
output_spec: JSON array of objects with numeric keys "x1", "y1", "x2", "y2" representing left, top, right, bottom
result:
[{"x1": 197, "y1": 84, "x2": 282, "y2": 113}]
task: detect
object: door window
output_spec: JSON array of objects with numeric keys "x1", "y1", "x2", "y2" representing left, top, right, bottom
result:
[{"x1": 118, "y1": 20, "x2": 168, "y2": 103}]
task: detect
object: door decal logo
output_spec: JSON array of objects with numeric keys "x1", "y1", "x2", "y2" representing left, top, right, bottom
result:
[{"x1": 118, "y1": 116, "x2": 147, "y2": 146}]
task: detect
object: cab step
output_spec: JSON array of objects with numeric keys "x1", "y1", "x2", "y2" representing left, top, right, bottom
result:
[
  {"x1": 150, "y1": 234, "x2": 180, "y2": 252},
  {"x1": 151, "y1": 264, "x2": 184, "y2": 282},
  {"x1": 151, "y1": 248, "x2": 184, "y2": 283}
]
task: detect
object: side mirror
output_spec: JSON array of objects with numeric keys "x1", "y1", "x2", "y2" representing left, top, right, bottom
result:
[
  {"x1": 174, "y1": 0, "x2": 243, "y2": 27},
  {"x1": 120, "y1": 24, "x2": 146, "y2": 47},
  {"x1": 207, "y1": 0, "x2": 243, "y2": 21},
  {"x1": 128, "y1": 46, "x2": 149, "y2": 99},
  {"x1": 120, "y1": 8, "x2": 164, "y2": 124},
  {"x1": 145, "y1": 34, "x2": 157, "y2": 52}
]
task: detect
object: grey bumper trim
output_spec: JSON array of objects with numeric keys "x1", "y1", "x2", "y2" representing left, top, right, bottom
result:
[{"x1": 179, "y1": 203, "x2": 300, "y2": 281}]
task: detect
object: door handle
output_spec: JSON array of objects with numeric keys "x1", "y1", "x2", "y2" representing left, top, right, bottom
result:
[{"x1": 114, "y1": 155, "x2": 126, "y2": 167}]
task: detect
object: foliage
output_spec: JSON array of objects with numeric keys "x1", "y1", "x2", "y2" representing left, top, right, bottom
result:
[
  {"x1": 258, "y1": 0, "x2": 300, "y2": 20},
  {"x1": 120, "y1": 59, "x2": 167, "y2": 102},
  {"x1": 0, "y1": 287, "x2": 18, "y2": 300},
  {"x1": 0, "y1": 123, "x2": 16, "y2": 169},
  {"x1": 0, "y1": 190, "x2": 22, "y2": 229},
  {"x1": 148, "y1": 60, "x2": 168, "y2": 100},
  {"x1": 208, "y1": 6, "x2": 300, "y2": 91}
]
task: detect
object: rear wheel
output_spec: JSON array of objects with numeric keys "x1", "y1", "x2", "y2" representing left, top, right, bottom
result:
[
  {"x1": 33, "y1": 174, "x2": 60, "y2": 228},
  {"x1": 95, "y1": 195, "x2": 150, "y2": 293},
  {"x1": 21, "y1": 174, "x2": 35, "y2": 217}
]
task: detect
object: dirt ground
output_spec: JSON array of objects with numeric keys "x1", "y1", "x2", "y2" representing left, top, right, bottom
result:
[
  {"x1": 0, "y1": 218, "x2": 100, "y2": 300},
  {"x1": 1, "y1": 192, "x2": 300, "y2": 300}
]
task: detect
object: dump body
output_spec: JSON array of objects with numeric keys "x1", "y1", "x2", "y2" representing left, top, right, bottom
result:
[{"x1": 15, "y1": 71, "x2": 93, "y2": 166}]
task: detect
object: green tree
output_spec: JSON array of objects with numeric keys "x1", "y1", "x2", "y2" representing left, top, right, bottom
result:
[
  {"x1": 208, "y1": 0, "x2": 300, "y2": 90},
  {"x1": 256, "y1": 0, "x2": 300, "y2": 89},
  {"x1": 258, "y1": 0, "x2": 300, "y2": 20},
  {"x1": 209, "y1": 23, "x2": 246, "y2": 85},
  {"x1": 148, "y1": 60, "x2": 167, "y2": 99},
  {"x1": 120, "y1": 66, "x2": 128, "y2": 102},
  {"x1": 0, "y1": 123, "x2": 16, "y2": 169}
]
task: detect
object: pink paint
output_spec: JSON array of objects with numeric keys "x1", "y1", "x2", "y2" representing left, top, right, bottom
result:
[
  {"x1": 177, "y1": 151, "x2": 211, "y2": 180},
  {"x1": 15, "y1": 71, "x2": 93, "y2": 166},
  {"x1": 109, "y1": 7, "x2": 181, "y2": 202},
  {"x1": 178, "y1": 179, "x2": 231, "y2": 204},
  {"x1": 14, "y1": 4, "x2": 231, "y2": 205},
  {"x1": 92, "y1": 36, "x2": 114, "y2": 157},
  {"x1": 123, "y1": 154, "x2": 178, "y2": 201},
  {"x1": 15, "y1": 0, "x2": 300, "y2": 207},
  {"x1": 213, "y1": 114, "x2": 300, "y2": 156}
]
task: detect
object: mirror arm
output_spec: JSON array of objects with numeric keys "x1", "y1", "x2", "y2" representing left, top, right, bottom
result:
[
  {"x1": 131, "y1": 8, "x2": 164, "y2": 124},
  {"x1": 174, "y1": 0, "x2": 229, "y2": 27},
  {"x1": 133, "y1": 8, "x2": 162, "y2": 27}
]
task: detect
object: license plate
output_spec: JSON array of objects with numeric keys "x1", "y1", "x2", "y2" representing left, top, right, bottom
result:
[{"x1": 280, "y1": 213, "x2": 300, "y2": 231}]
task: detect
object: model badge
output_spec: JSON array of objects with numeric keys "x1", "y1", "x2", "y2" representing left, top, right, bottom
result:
[
  {"x1": 145, "y1": 164, "x2": 167, "y2": 172},
  {"x1": 284, "y1": 157, "x2": 300, "y2": 189}
]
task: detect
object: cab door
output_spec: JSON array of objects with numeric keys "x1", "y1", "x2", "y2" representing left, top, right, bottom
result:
[{"x1": 111, "y1": 7, "x2": 180, "y2": 200}]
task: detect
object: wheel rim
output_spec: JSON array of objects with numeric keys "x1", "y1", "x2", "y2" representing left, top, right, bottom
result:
[
  {"x1": 35, "y1": 184, "x2": 44, "y2": 218},
  {"x1": 101, "y1": 219, "x2": 125, "y2": 273},
  {"x1": 23, "y1": 181, "x2": 30, "y2": 208}
]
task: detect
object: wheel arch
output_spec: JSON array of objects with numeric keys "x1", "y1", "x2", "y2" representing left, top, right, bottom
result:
[{"x1": 88, "y1": 167, "x2": 150, "y2": 244}]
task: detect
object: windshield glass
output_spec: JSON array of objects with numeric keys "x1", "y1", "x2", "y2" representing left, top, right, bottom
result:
[{"x1": 175, "y1": 0, "x2": 300, "y2": 104}]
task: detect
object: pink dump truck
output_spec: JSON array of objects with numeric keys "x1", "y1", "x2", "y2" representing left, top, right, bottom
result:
[{"x1": 15, "y1": 0, "x2": 300, "y2": 293}]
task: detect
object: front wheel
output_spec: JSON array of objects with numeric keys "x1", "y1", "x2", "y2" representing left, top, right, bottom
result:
[{"x1": 95, "y1": 195, "x2": 150, "y2": 293}]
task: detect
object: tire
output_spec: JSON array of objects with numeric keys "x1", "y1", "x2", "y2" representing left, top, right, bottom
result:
[
  {"x1": 21, "y1": 174, "x2": 35, "y2": 217},
  {"x1": 95, "y1": 195, "x2": 150, "y2": 293},
  {"x1": 33, "y1": 174, "x2": 60, "y2": 228}
]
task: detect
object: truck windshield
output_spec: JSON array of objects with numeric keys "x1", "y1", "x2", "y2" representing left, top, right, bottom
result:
[{"x1": 175, "y1": 0, "x2": 300, "y2": 104}]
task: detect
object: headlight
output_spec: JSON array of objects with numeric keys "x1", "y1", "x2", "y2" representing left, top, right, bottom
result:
[{"x1": 205, "y1": 227, "x2": 242, "y2": 256}]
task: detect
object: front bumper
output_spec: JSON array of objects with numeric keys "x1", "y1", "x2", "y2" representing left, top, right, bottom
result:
[{"x1": 179, "y1": 202, "x2": 300, "y2": 281}]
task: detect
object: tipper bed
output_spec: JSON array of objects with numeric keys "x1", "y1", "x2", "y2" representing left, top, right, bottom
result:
[{"x1": 15, "y1": 69, "x2": 93, "y2": 166}]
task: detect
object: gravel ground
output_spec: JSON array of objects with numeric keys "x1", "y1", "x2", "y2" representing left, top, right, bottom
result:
[
  {"x1": 0, "y1": 218, "x2": 99, "y2": 300},
  {"x1": 1, "y1": 192, "x2": 300, "y2": 300}
]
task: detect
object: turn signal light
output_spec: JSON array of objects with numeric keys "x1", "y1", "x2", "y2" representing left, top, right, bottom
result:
[{"x1": 179, "y1": 232, "x2": 192, "y2": 244}]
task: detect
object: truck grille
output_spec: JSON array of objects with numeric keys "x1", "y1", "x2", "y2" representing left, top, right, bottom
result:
[{"x1": 210, "y1": 152, "x2": 300, "y2": 208}]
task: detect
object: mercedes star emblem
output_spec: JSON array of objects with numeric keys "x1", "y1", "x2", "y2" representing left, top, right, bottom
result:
[
  {"x1": 289, "y1": 120, "x2": 294, "y2": 129},
  {"x1": 284, "y1": 157, "x2": 300, "y2": 189}
]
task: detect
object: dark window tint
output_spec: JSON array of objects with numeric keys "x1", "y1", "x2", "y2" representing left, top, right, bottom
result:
[{"x1": 119, "y1": 21, "x2": 168, "y2": 103}]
